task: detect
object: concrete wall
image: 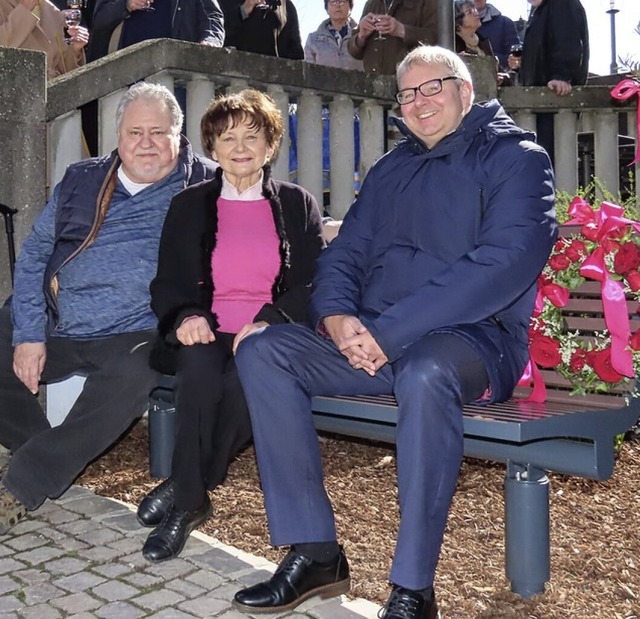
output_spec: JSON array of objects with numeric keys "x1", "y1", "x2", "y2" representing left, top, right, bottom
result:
[{"x1": 0, "y1": 48, "x2": 47, "y2": 304}]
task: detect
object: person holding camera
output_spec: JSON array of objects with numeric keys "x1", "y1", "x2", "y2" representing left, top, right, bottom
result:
[{"x1": 219, "y1": 0, "x2": 303, "y2": 59}]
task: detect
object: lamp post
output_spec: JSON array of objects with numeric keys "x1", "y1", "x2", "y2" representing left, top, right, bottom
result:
[{"x1": 607, "y1": 0, "x2": 620, "y2": 75}]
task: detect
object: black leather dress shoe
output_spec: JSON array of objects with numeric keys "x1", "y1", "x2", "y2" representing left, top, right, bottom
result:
[
  {"x1": 378, "y1": 586, "x2": 439, "y2": 619},
  {"x1": 233, "y1": 547, "x2": 350, "y2": 613},
  {"x1": 137, "y1": 478, "x2": 175, "y2": 527},
  {"x1": 142, "y1": 499, "x2": 212, "y2": 563}
]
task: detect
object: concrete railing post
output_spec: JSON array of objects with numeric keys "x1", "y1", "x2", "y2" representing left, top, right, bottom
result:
[
  {"x1": 186, "y1": 76, "x2": 216, "y2": 156},
  {"x1": 98, "y1": 89, "x2": 126, "y2": 156},
  {"x1": 48, "y1": 110, "x2": 84, "y2": 190},
  {"x1": 297, "y1": 91, "x2": 324, "y2": 207},
  {"x1": 267, "y1": 85, "x2": 291, "y2": 183},
  {"x1": 554, "y1": 110, "x2": 578, "y2": 195},
  {"x1": 329, "y1": 95, "x2": 356, "y2": 219},
  {"x1": 594, "y1": 109, "x2": 620, "y2": 199},
  {"x1": 358, "y1": 100, "x2": 385, "y2": 182},
  {"x1": 512, "y1": 110, "x2": 536, "y2": 134}
]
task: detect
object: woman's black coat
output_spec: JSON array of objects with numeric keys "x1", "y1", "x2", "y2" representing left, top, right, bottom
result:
[{"x1": 149, "y1": 167, "x2": 323, "y2": 370}]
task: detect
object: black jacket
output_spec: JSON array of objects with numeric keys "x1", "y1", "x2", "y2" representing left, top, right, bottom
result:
[
  {"x1": 520, "y1": 0, "x2": 589, "y2": 87},
  {"x1": 91, "y1": 0, "x2": 225, "y2": 59},
  {"x1": 219, "y1": 0, "x2": 303, "y2": 59},
  {"x1": 151, "y1": 167, "x2": 323, "y2": 350}
]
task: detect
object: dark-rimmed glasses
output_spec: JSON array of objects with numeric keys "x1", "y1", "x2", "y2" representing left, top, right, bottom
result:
[{"x1": 395, "y1": 76, "x2": 460, "y2": 105}]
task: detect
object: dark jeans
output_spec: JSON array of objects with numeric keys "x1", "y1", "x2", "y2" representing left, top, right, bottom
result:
[
  {"x1": 0, "y1": 306, "x2": 157, "y2": 509},
  {"x1": 235, "y1": 324, "x2": 489, "y2": 591},
  {"x1": 171, "y1": 334, "x2": 252, "y2": 511}
]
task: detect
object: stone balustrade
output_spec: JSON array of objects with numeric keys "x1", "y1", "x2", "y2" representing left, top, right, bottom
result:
[{"x1": 0, "y1": 40, "x2": 637, "y2": 303}]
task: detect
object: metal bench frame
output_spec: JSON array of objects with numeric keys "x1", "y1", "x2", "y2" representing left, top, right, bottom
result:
[{"x1": 310, "y1": 392, "x2": 640, "y2": 598}]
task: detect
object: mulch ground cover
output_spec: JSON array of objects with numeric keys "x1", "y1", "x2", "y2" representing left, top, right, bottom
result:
[{"x1": 77, "y1": 421, "x2": 640, "y2": 619}]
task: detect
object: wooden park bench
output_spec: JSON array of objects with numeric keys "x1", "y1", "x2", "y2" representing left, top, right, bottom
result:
[{"x1": 147, "y1": 229, "x2": 640, "y2": 600}]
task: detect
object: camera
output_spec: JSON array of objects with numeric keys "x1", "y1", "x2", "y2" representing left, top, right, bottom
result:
[
  {"x1": 510, "y1": 43, "x2": 523, "y2": 58},
  {"x1": 264, "y1": 0, "x2": 281, "y2": 9}
]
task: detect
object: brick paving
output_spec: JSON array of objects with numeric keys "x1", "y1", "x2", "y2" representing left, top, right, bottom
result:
[{"x1": 0, "y1": 485, "x2": 381, "y2": 618}]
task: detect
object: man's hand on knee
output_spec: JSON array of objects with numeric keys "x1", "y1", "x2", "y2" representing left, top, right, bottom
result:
[{"x1": 13, "y1": 342, "x2": 47, "y2": 394}]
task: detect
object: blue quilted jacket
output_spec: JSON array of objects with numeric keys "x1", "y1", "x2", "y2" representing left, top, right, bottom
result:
[{"x1": 310, "y1": 100, "x2": 558, "y2": 402}]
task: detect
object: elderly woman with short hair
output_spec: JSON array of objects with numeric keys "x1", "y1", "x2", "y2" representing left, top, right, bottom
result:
[
  {"x1": 137, "y1": 89, "x2": 324, "y2": 563},
  {"x1": 304, "y1": 0, "x2": 363, "y2": 71},
  {"x1": 454, "y1": 0, "x2": 494, "y2": 59}
]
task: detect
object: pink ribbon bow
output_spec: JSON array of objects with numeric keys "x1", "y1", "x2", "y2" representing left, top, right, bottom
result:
[
  {"x1": 566, "y1": 199, "x2": 640, "y2": 378},
  {"x1": 611, "y1": 79, "x2": 640, "y2": 166},
  {"x1": 517, "y1": 358, "x2": 547, "y2": 403}
]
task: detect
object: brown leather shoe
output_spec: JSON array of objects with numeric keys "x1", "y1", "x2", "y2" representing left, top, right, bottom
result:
[
  {"x1": 233, "y1": 547, "x2": 350, "y2": 613},
  {"x1": 0, "y1": 485, "x2": 28, "y2": 535}
]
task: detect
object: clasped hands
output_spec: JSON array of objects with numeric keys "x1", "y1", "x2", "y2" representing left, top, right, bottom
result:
[{"x1": 324, "y1": 314, "x2": 388, "y2": 376}]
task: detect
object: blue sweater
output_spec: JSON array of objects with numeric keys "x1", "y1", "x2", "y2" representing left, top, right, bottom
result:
[{"x1": 12, "y1": 141, "x2": 215, "y2": 344}]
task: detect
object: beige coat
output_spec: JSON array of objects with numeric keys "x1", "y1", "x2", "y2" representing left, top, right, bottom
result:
[{"x1": 0, "y1": 0, "x2": 85, "y2": 78}]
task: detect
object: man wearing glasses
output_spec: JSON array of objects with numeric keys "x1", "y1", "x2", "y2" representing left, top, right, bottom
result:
[{"x1": 232, "y1": 46, "x2": 556, "y2": 618}]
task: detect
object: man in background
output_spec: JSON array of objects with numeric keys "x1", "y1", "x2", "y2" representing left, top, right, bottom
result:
[
  {"x1": 510, "y1": 0, "x2": 589, "y2": 159},
  {"x1": 347, "y1": 0, "x2": 436, "y2": 75},
  {"x1": 90, "y1": 0, "x2": 224, "y2": 59}
]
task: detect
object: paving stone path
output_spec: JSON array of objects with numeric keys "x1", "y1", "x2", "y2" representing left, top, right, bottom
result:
[{"x1": 0, "y1": 486, "x2": 381, "y2": 619}]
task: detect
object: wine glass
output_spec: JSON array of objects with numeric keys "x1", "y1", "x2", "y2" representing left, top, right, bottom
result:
[
  {"x1": 63, "y1": 8, "x2": 82, "y2": 45},
  {"x1": 374, "y1": 0, "x2": 395, "y2": 41}
]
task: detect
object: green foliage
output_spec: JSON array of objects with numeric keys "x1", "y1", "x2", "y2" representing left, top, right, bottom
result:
[{"x1": 555, "y1": 177, "x2": 639, "y2": 224}]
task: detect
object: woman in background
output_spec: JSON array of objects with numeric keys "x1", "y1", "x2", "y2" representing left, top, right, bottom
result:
[
  {"x1": 137, "y1": 89, "x2": 323, "y2": 563},
  {"x1": 0, "y1": 0, "x2": 88, "y2": 78},
  {"x1": 305, "y1": 0, "x2": 362, "y2": 71},
  {"x1": 454, "y1": 0, "x2": 494, "y2": 59}
]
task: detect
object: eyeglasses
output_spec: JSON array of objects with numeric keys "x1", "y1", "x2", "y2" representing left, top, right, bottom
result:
[
  {"x1": 462, "y1": 7, "x2": 478, "y2": 15},
  {"x1": 395, "y1": 76, "x2": 460, "y2": 105},
  {"x1": 328, "y1": 0, "x2": 348, "y2": 5}
]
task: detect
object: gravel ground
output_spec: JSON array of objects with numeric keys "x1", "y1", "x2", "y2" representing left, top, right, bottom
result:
[{"x1": 77, "y1": 421, "x2": 640, "y2": 619}]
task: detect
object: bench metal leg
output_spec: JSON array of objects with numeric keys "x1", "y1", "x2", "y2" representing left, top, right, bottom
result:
[
  {"x1": 148, "y1": 388, "x2": 176, "y2": 479},
  {"x1": 504, "y1": 461, "x2": 550, "y2": 598}
]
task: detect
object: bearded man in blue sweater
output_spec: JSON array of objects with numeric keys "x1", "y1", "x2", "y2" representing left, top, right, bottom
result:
[
  {"x1": 0, "y1": 82, "x2": 215, "y2": 534},
  {"x1": 233, "y1": 46, "x2": 557, "y2": 618}
]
